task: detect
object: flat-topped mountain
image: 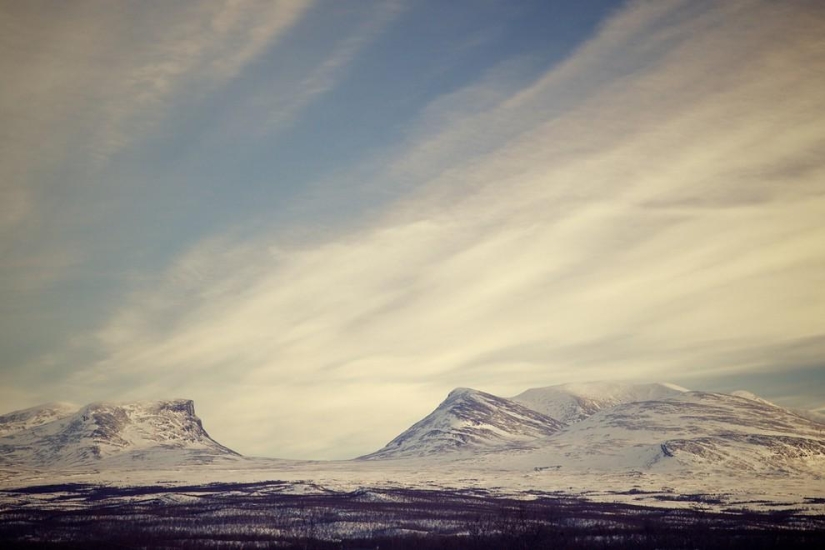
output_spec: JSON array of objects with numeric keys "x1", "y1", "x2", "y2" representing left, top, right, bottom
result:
[
  {"x1": 2, "y1": 383, "x2": 822, "y2": 477},
  {"x1": 0, "y1": 399, "x2": 239, "y2": 468}
]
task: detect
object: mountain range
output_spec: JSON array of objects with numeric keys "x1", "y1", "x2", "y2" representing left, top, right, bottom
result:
[
  {"x1": 360, "y1": 382, "x2": 824, "y2": 476},
  {"x1": 1, "y1": 382, "x2": 822, "y2": 477}
]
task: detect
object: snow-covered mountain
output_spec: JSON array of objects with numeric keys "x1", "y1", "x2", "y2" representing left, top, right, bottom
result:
[
  {"x1": 731, "y1": 390, "x2": 825, "y2": 424},
  {"x1": 3, "y1": 384, "x2": 822, "y2": 478},
  {"x1": 730, "y1": 389, "x2": 777, "y2": 407},
  {"x1": 0, "y1": 399, "x2": 240, "y2": 469},
  {"x1": 0, "y1": 402, "x2": 78, "y2": 437},
  {"x1": 365, "y1": 383, "x2": 825, "y2": 476},
  {"x1": 360, "y1": 388, "x2": 564, "y2": 459},
  {"x1": 511, "y1": 381, "x2": 688, "y2": 424},
  {"x1": 499, "y1": 390, "x2": 825, "y2": 475}
]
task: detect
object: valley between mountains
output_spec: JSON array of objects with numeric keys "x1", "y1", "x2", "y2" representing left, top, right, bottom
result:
[{"x1": 1, "y1": 381, "x2": 823, "y2": 517}]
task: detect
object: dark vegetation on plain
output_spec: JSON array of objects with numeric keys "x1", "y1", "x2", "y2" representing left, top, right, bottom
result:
[{"x1": 1, "y1": 481, "x2": 822, "y2": 549}]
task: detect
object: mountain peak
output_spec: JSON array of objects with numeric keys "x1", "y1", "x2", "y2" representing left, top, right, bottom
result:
[
  {"x1": 0, "y1": 398, "x2": 239, "y2": 469},
  {"x1": 0, "y1": 402, "x2": 79, "y2": 437},
  {"x1": 365, "y1": 382, "x2": 825, "y2": 476},
  {"x1": 361, "y1": 388, "x2": 563, "y2": 460},
  {"x1": 512, "y1": 381, "x2": 689, "y2": 424},
  {"x1": 446, "y1": 387, "x2": 481, "y2": 400},
  {"x1": 81, "y1": 398, "x2": 195, "y2": 412}
]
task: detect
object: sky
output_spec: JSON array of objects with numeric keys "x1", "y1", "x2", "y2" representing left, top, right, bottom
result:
[{"x1": 1, "y1": 0, "x2": 824, "y2": 460}]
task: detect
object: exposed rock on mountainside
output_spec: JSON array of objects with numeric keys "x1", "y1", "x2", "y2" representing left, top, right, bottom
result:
[
  {"x1": 0, "y1": 402, "x2": 78, "y2": 437},
  {"x1": 507, "y1": 390, "x2": 825, "y2": 475},
  {"x1": 360, "y1": 388, "x2": 564, "y2": 459},
  {"x1": 0, "y1": 399, "x2": 239, "y2": 468},
  {"x1": 2, "y1": 383, "x2": 822, "y2": 478},
  {"x1": 366, "y1": 383, "x2": 825, "y2": 476}
]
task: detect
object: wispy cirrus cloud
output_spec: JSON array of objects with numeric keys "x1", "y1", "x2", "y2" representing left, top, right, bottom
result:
[
  {"x1": 263, "y1": 0, "x2": 406, "y2": 132},
  {"x1": 44, "y1": 0, "x2": 825, "y2": 459},
  {"x1": 0, "y1": 1, "x2": 317, "y2": 402},
  {"x1": 0, "y1": 0, "x2": 313, "y2": 234}
]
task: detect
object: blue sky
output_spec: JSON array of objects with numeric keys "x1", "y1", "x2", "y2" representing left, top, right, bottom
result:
[{"x1": 1, "y1": 0, "x2": 824, "y2": 459}]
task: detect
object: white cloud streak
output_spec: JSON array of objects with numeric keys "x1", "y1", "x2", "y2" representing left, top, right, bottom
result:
[
  {"x1": 262, "y1": 0, "x2": 406, "y2": 132},
  {"x1": 38, "y1": 0, "x2": 825, "y2": 458},
  {"x1": 0, "y1": 0, "x2": 313, "y2": 234}
]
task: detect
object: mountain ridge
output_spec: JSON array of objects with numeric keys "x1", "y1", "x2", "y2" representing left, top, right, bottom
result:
[
  {"x1": 359, "y1": 387, "x2": 564, "y2": 460},
  {"x1": 1, "y1": 383, "x2": 822, "y2": 475},
  {"x1": 363, "y1": 383, "x2": 825, "y2": 476},
  {"x1": 511, "y1": 381, "x2": 688, "y2": 424},
  {"x1": 0, "y1": 402, "x2": 78, "y2": 438},
  {"x1": 0, "y1": 398, "x2": 240, "y2": 469}
]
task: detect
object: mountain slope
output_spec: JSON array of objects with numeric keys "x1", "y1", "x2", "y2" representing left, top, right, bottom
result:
[
  {"x1": 485, "y1": 391, "x2": 825, "y2": 475},
  {"x1": 360, "y1": 388, "x2": 564, "y2": 459},
  {"x1": 0, "y1": 402, "x2": 78, "y2": 437},
  {"x1": 731, "y1": 390, "x2": 825, "y2": 424},
  {"x1": 367, "y1": 384, "x2": 824, "y2": 476},
  {"x1": 511, "y1": 381, "x2": 688, "y2": 424},
  {"x1": 0, "y1": 399, "x2": 240, "y2": 469}
]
